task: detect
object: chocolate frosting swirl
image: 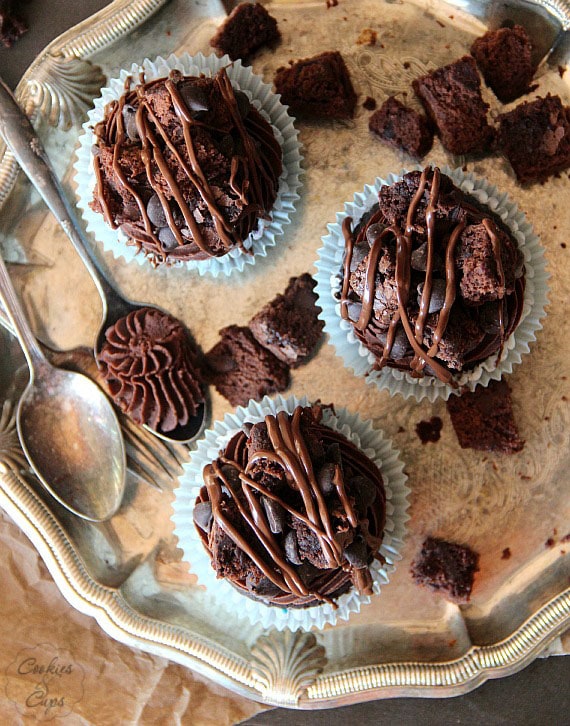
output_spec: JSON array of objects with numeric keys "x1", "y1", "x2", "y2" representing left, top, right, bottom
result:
[
  {"x1": 194, "y1": 405, "x2": 386, "y2": 609},
  {"x1": 97, "y1": 307, "x2": 204, "y2": 433},
  {"x1": 340, "y1": 167, "x2": 525, "y2": 384},
  {"x1": 91, "y1": 68, "x2": 283, "y2": 265}
]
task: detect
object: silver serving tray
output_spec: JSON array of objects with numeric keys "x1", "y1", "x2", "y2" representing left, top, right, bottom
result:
[{"x1": 0, "y1": 0, "x2": 569, "y2": 708}]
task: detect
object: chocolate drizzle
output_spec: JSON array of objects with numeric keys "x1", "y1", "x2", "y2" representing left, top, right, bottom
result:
[
  {"x1": 196, "y1": 406, "x2": 386, "y2": 608},
  {"x1": 340, "y1": 167, "x2": 525, "y2": 382},
  {"x1": 91, "y1": 68, "x2": 282, "y2": 265}
]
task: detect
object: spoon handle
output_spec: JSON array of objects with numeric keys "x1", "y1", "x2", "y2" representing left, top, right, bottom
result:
[
  {"x1": 0, "y1": 253, "x2": 47, "y2": 375},
  {"x1": 0, "y1": 78, "x2": 118, "y2": 315}
]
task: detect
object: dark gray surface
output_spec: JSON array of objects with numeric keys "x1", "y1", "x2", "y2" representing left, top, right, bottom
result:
[{"x1": 0, "y1": 1, "x2": 567, "y2": 723}]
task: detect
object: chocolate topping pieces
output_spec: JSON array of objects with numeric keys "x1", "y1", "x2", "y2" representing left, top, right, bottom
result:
[
  {"x1": 195, "y1": 406, "x2": 386, "y2": 608},
  {"x1": 90, "y1": 68, "x2": 282, "y2": 265}
]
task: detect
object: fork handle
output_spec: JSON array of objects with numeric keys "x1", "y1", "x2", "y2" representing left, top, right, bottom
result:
[{"x1": 0, "y1": 77, "x2": 116, "y2": 315}]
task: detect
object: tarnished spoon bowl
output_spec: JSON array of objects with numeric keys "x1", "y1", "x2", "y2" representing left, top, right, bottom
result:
[{"x1": 0, "y1": 255, "x2": 125, "y2": 522}]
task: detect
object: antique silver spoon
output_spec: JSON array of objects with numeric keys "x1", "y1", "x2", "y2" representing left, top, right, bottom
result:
[
  {"x1": 0, "y1": 253, "x2": 125, "y2": 521},
  {"x1": 0, "y1": 78, "x2": 206, "y2": 444}
]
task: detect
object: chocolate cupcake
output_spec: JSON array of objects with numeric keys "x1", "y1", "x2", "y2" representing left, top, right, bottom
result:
[
  {"x1": 75, "y1": 54, "x2": 302, "y2": 276},
  {"x1": 172, "y1": 396, "x2": 408, "y2": 630},
  {"x1": 315, "y1": 166, "x2": 548, "y2": 402}
]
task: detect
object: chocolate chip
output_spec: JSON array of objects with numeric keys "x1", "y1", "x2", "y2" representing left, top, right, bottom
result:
[
  {"x1": 234, "y1": 90, "x2": 251, "y2": 118},
  {"x1": 344, "y1": 536, "x2": 368, "y2": 568},
  {"x1": 220, "y1": 464, "x2": 241, "y2": 489},
  {"x1": 385, "y1": 326, "x2": 411, "y2": 360},
  {"x1": 297, "y1": 561, "x2": 319, "y2": 586},
  {"x1": 349, "y1": 243, "x2": 368, "y2": 273},
  {"x1": 346, "y1": 301, "x2": 362, "y2": 323},
  {"x1": 146, "y1": 194, "x2": 167, "y2": 227},
  {"x1": 158, "y1": 226, "x2": 178, "y2": 251},
  {"x1": 411, "y1": 242, "x2": 444, "y2": 272},
  {"x1": 417, "y1": 279, "x2": 447, "y2": 314},
  {"x1": 261, "y1": 496, "x2": 287, "y2": 534},
  {"x1": 122, "y1": 104, "x2": 139, "y2": 141},
  {"x1": 316, "y1": 462, "x2": 337, "y2": 495},
  {"x1": 284, "y1": 530, "x2": 302, "y2": 565},
  {"x1": 366, "y1": 222, "x2": 384, "y2": 246},
  {"x1": 350, "y1": 475, "x2": 377, "y2": 511},
  {"x1": 193, "y1": 501, "x2": 213, "y2": 533},
  {"x1": 478, "y1": 303, "x2": 503, "y2": 334},
  {"x1": 245, "y1": 572, "x2": 281, "y2": 597},
  {"x1": 219, "y1": 134, "x2": 234, "y2": 157},
  {"x1": 326, "y1": 442, "x2": 342, "y2": 465},
  {"x1": 180, "y1": 83, "x2": 209, "y2": 115}
]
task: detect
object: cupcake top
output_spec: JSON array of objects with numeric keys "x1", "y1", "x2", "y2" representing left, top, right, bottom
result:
[
  {"x1": 339, "y1": 167, "x2": 525, "y2": 385},
  {"x1": 193, "y1": 404, "x2": 386, "y2": 608},
  {"x1": 97, "y1": 307, "x2": 204, "y2": 434},
  {"x1": 90, "y1": 67, "x2": 283, "y2": 266}
]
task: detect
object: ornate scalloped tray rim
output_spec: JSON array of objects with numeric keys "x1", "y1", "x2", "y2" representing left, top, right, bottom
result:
[
  {"x1": 1, "y1": 0, "x2": 569, "y2": 710},
  {"x1": 1, "y1": 466, "x2": 568, "y2": 708}
]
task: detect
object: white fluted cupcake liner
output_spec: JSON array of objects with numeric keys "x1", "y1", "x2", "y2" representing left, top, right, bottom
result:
[
  {"x1": 315, "y1": 165, "x2": 549, "y2": 403},
  {"x1": 73, "y1": 52, "x2": 302, "y2": 277},
  {"x1": 171, "y1": 394, "x2": 409, "y2": 632}
]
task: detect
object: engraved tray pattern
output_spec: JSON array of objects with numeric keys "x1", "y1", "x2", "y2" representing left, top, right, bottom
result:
[{"x1": 0, "y1": 0, "x2": 569, "y2": 708}]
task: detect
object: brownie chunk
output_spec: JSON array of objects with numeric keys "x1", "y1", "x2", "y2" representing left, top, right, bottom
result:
[
  {"x1": 471, "y1": 24, "x2": 536, "y2": 103},
  {"x1": 0, "y1": 0, "x2": 28, "y2": 47},
  {"x1": 412, "y1": 56, "x2": 494, "y2": 155},
  {"x1": 456, "y1": 223, "x2": 520, "y2": 304},
  {"x1": 446, "y1": 378, "x2": 524, "y2": 453},
  {"x1": 496, "y1": 94, "x2": 570, "y2": 184},
  {"x1": 369, "y1": 96, "x2": 433, "y2": 159},
  {"x1": 274, "y1": 51, "x2": 357, "y2": 120},
  {"x1": 411, "y1": 537, "x2": 480, "y2": 602},
  {"x1": 249, "y1": 273, "x2": 324, "y2": 366},
  {"x1": 204, "y1": 325, "x2": 289, "y2": 407},
  {"x1": 209, "y1": 2, "x2": 280, "y2": 62}
]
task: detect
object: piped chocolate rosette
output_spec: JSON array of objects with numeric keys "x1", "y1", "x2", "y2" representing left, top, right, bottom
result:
[
  {"x1": 89, "y1": 66, "x2": 283, "y2": 266},
  {"x1": 339, "y1": 167, "x2": 525, "y2": 386},
  {"x1": 96, "y1": 307, "x2": 204, "y2": 435},
  {"x1": 193, "y1": 404, "x2": 386, "y2": 609}
]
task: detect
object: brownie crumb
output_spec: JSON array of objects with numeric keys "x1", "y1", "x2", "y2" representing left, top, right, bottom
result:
[
  {"x1": 369, "y1": 96, "x2": 434, "y2": 158},
  {"x1": 558, "y1": 65, "x2": 566, "y2": 79},
  {"x1": 496, "y1": 94, "x2": 570, "y2": 184},
  {"x1": 545, "y1": 537, "x2": 555, "y2": 548},
  {"x1": 249, "y1": 273, "x2": 324, "y2": 367},
  {"x1": 0, "y1": 0, "x2": 28, "y2": 47},
  {"x1": 210, "y1": 2, "x2": 280, "y2": 61},
  {"x1": 413, "y1": 56, "x2": 493, "y2": 155},
  {"x1": 204, "y1": 325, "x2": 289, "y2": 407},
  {"x1": 411, "y1": 537, "x2": 479, "y2": 602},
  {"x1": 471, "y1": 25, "x2": 536, "y2": 103},
  {"x1": 501, "y1": 547, "x2": 511, "y2": 560},
  {"x1": 363, "y1": 96, "x2": 377, "y2": 111},
  {"x1": 447, "y1": 379, "x2": 524, "y2": 454},
  {"x1": 274, "y1": 51, "x2": 357, "y2": 119},
  {"x1": 415, "y1": 417, "x2": 443, "y2": 444},
  {"x1": 562, "y1": 533, "x2": 570, "y2": 543},
  {"x1": 326, "y1": 0, "x2": 339, "y2": 7},
  {"x1": 562, "y1": 243, "x2": 567, "y2": 249},
  {"x1": 357, "y1": 28, "x2": 377, "y2": 46}
]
